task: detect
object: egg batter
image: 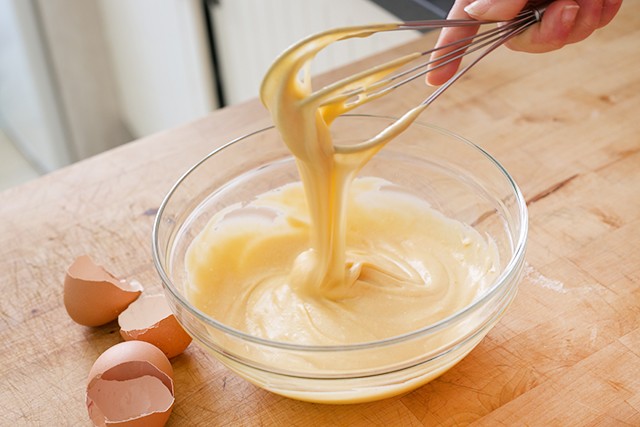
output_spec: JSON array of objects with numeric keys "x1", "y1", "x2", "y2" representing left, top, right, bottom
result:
[{"x1": 185, "y1": 26, "x2": 499, "y2": 345}]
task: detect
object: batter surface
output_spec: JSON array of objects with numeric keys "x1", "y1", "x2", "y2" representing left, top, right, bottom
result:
[
  {"x1": 185, "y1": 25, "x2": 499, "y2": 345},
  {"x1": 186, "y1": 177, "x2": 498, "y2": 344}
]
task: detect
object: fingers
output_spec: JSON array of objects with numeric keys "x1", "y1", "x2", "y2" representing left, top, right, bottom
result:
[
  {"x1": 426, "y1": 0, "x2": 623, "y2": 86},
  {"x1": 426, "y1": 0, "x2": 480, "y2": 86},
  {"x1": 505, "y1": 1, "x2": 580, "y2": 53},
  {"x1": 468, "y1": 0, "x2": 623, "y2": 52},
  {"x1": 506, "y1": 0, "x2": 623, "y2": 52},
  {"x1": 565, "y1": 0, "x2": 623, "y2": 43},
  {"x1": 464, "y1": 0, "x2": 529, "y2": 20},
  {"x1": 598, "y1": 0, "x2": 623, "y2": 28},
  {"x1": 426, "y1": 0, "x2": 530, "y2": 86}
]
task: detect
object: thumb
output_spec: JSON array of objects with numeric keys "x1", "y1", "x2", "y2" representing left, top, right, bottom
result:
[{"x1": 464, "y1": 0, "x2": 530, "y2": 20}]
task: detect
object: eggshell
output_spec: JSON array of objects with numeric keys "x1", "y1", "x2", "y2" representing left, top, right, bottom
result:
[
  {"x1": 119, "y1": 294, "x2": 192, "y2": 359},
  {"x1": 87, "y1": 341, "x2": 174, "y2": 427},
  {"x1": 64, "y1": 255, "x2": 143, "y2": 326}
]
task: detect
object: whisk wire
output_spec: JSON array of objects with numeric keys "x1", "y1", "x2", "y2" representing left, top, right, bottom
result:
[
  {"x1": 420, "y1": 10, "x2": 542, "y2": 107},
  {"x1": 319, "y1": 6, "x2": 545, "y2": 112}
]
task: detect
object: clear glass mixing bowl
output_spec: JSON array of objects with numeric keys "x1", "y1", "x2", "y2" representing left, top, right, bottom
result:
[{"x1": 152, "y1": 115, "x2": 528, "y2": 404}]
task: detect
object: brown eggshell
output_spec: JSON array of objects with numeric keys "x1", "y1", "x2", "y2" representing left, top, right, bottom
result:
[
  {"x1": 87, "y1": 375, "x2": 173, "y2": 427},
  {"x1": 64, "y1": 255, "x2": 143, "y2": 326},
  {"x1": 87, "y1": 341, "x2": 174, "y2": 427},
  {"x1": 119, "y1": 294, "x2": 192, "y2": 359}
]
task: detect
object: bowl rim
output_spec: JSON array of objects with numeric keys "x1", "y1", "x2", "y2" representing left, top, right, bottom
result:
[{"x1": 152, "y1": 114, "x2": 528, "y2": 352}]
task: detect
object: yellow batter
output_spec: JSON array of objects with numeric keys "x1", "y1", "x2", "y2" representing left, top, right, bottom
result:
[{"x1": 185, "y1": 25, "x2": 499, "y2": 345}]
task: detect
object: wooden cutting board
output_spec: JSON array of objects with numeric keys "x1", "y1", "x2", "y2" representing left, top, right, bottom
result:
[{"x1": 1, "y1": 2, "x2": 639, "y2": 425}]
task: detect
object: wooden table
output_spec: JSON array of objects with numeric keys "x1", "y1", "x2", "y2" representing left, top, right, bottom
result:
[{"x1": 2, "y1": 2, "x2": 639, "y2": 425}]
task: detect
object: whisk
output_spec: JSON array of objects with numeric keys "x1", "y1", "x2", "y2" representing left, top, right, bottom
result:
[
  {"x1": 302, "y1": 3, "x2": 548, "y2": 153},
  {"x1": 392, "y1": 6, "x2": 546, "y2": 101}
]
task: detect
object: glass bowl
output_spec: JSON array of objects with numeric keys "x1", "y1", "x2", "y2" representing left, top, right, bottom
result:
[{"x1": 152, "y1": 114, "x2": 527, "y2": 404}]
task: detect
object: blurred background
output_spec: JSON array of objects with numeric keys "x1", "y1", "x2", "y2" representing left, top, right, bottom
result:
[{"x1": 0, "y1": 0, "x2": 453, "y2": 190}]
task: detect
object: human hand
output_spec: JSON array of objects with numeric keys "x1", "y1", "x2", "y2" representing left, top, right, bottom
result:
[{"x1": 427, "y1": 0, "x2": 623, "y2": 86}]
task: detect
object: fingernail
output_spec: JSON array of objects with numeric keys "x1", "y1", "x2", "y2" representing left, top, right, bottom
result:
[
  {"x1": 464, "y1": 0, "x2": 491, "y2": 17},
  {"x1": 561, "y1": 4, "x2": 580, "y2": 27}
]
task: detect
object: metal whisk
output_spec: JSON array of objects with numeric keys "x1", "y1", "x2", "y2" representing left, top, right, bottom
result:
[
  {"x1": 261, "y1": 3, "x2": 549, "y2": 153},
  {"x1": 327, "y1": 5, "x2": 546, "y2": 107},
  {"x1": 304, "y1": 4, "x2": 547, "y2": 152},
  {"x1": 393, "y1": 6, "x2": 546, "y2": 104}
]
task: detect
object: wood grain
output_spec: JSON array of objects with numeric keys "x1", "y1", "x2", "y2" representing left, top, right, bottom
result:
[{"x1": 1, "y1": 2, "x2": 639, "y2": 425}]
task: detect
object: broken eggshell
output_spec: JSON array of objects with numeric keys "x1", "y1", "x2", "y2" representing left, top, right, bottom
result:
[
  {"x1": 119, "y1": 294, "x2": 192, "y2": 359},
  {"x1": 87, "y1": 340, "x2": 174, "y2": 427},
  {"x1": 64, "y1": 255, "x2": 143, "y2": 326}
]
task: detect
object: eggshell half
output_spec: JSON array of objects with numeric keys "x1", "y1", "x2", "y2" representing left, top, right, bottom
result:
[
  {"x1": 87, "y1": 341, "x2": 174, "y2": 427},
  {"x1": 64, "y1": 255, "x2": 143, "y2": 326},
  {"x1": 87, "y1": 375, "x2": 173, "y2": 427},
  {"x1": 119, "y1": 294, "x2": 192, "y2": 359}
]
